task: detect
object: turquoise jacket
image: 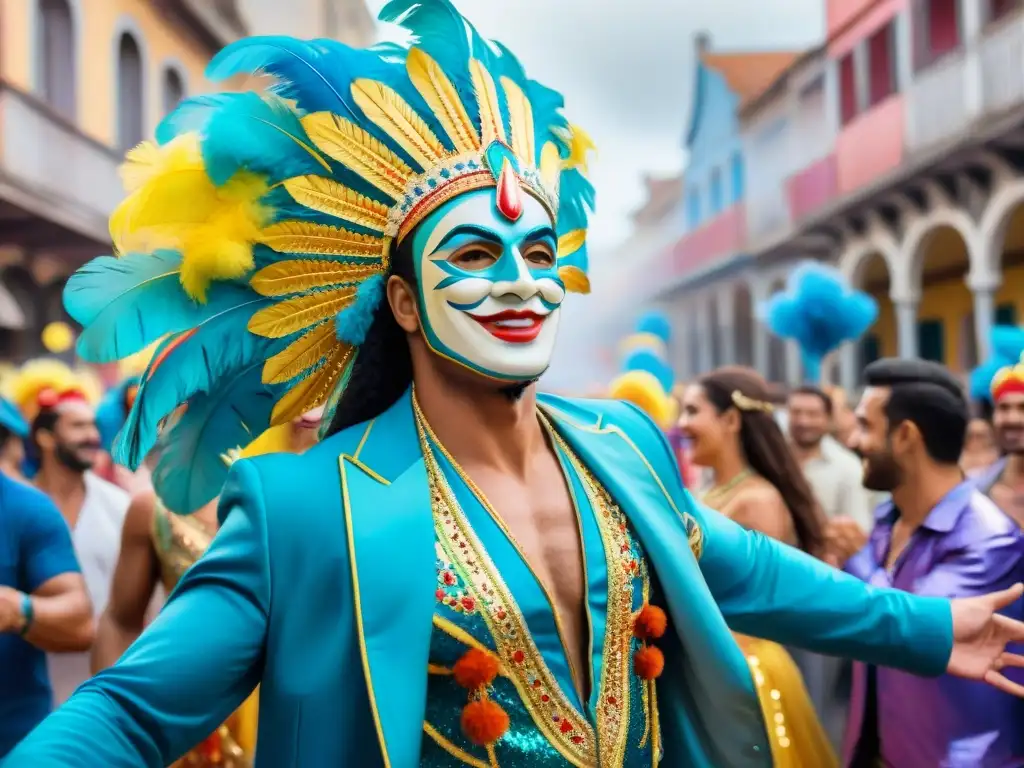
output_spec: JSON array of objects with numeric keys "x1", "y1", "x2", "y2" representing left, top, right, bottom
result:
[{"x1": 3, "y1": 391, "x2": 953, "y2": 767}]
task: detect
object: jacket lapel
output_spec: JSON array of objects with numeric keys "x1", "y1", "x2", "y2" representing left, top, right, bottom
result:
[
  {"x1": 342, "y1": 390, "x2": 435, "y2": 768},
  {"x1": 542, "y1": 402, "x2": 770, "y2": 766}
]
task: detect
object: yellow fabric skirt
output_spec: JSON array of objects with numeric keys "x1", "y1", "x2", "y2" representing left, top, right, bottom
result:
[{"x1": 736, "y1": 635, "x2": 839, "y2": 768}]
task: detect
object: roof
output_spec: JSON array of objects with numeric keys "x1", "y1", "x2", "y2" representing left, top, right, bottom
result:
[
  {"x1": 701, "y1": 50, "x2": 803, "y2": 106},
  {"x1": 630, "y1": 174, "x2": 684, "y2": 227}
]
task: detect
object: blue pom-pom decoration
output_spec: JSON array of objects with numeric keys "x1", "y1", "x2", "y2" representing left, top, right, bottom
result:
[
  {"x1": 622, "y1": 348, "x2": 674, "y2": 393},
  {"x1": 635, "y1": 311, "x2": 672, "y2": 344}
]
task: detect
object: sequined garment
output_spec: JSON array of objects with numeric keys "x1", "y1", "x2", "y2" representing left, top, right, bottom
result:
[
  {"x1": 417, "y1": 411, "x2": 660, "y2": 767},
  {"x1": 151, "y1": 502, "x2": 255, "y2": 768}
]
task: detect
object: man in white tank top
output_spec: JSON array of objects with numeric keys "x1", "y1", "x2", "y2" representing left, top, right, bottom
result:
[{"x1": 30, "y1": 390, "x2": 129, "y2": 705}]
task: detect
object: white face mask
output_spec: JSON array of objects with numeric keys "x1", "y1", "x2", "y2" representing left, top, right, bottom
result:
[{"x1": 412, "y1": 188, "x2": 565, "y2": 381}]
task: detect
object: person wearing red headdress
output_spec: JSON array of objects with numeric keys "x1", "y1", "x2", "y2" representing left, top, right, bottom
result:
[{"x1": 978, "y1": 355, "x2": 1024, "y2": 527}]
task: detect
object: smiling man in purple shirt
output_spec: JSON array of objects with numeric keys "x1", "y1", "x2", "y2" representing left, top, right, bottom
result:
[{"x1": 845, "y1": 359, "x2": 1024, "y2": 767}]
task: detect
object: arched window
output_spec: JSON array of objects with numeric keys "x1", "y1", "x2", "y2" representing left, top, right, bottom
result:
[
  {"x1": 116, "y1": 32, "x2": 145, "y2": 151},
  {"x1": 37, "y1": 0, "x2": 77, "y2": 119},
  {"x1": 162, "y1": 67, "x2": 185, "y2": 116}
]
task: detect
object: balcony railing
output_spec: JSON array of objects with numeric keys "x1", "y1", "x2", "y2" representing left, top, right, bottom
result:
[
  {"x1": 787, "y1": 153, "x2": 838, "y2": 221},
  {"x1": 670, "y1": 204, "x2": 746, "y2": 283},
  {"x1": 907, "y1": 11, "x2": 1024, "y2": 153},
  {"x1": 745, "y1": 193, "x2": 791, "y2": 244},
  {"x1": 0, "y1": 82, "x2": 120, "y2": 244}
]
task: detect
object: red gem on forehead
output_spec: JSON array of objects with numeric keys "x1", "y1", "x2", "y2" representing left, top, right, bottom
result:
[{"x1": 496, "y1": 159, "x2": 524, "y2": 222}]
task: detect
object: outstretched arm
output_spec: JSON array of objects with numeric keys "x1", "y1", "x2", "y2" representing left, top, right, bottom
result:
[
  {"x1": 620, "y1": 402, "x2": 953, "y2": 677},
  {"x1": 5, "y1": 461, "x2": 270, "y2": 767},
  {"x1": 91, "y1": 491, "x2": 162, "y2": 672}
]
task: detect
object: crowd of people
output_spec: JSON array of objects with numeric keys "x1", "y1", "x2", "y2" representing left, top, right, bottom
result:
[{"x1": 4, "y1": 1, "x2": 1024, "y2": 765}]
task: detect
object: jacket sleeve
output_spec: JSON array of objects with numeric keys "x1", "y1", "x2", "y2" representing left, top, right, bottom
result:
[
  {"x1": 615, "y1": 401, "x2": 953, "y2": 678},
  {"x1": 4, "y1": 460, "x2": 271, "y2": 767}
]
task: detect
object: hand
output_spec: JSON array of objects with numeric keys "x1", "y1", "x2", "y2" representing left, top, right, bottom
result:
[
  {"x1": 824, "y1": 516, "x2": 868, "y2": 568},
  {"x1": 948, "y1": 583, "x2": 1024, "y2": 696},
  {"x1": 0, "y1": 586, "x2": 25, "y2": 633}
]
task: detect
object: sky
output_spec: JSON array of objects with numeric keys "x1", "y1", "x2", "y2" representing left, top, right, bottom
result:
[{"x1": 365, "y1": 0, "x2": 826, "y2": 251}]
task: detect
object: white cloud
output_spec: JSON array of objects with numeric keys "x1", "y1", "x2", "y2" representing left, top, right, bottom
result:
[{"x1": 365, "y1": 0, "x2": 825, "y2": 248}]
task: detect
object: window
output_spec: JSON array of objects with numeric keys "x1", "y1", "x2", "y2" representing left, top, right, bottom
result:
[
  {"x1": 162, "y1": 67, "x2": 185, "y2": 116},
  {"x1": 996, "y1": 303, "x2": 1018, "y2": 326},
  {"x1": 867, "y1": 23, "x2": 896, "y2": 105},
  {"x1": 686, "y1": 187, "x2": 701, "y2": 228},
  {"x1": 916, "y1": 0, "x2": 962, "y2": 69},
  {"x1": 838, "y1": 53, "x2": 857, "y2": 125},
  {"x1": 729, "y1": 152, "x2": 744, "y2": 203},
  {"x1": 917, "y1": 318, "x2": 945, "y2": 363},
  {"x1": 117, "y1": 32, "x2": 145, "y2": 151},
  {"x1": 37, "y1": 0, "x2": 76, "y2": 120},
  {"x1": 709, "y1": 168, "x2": 724, "y2": 214},
  {"x1": 859, "y1": 334, "x2": 881, "y2": 375}
]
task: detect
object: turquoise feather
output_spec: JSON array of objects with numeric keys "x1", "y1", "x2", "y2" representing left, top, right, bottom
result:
[
  {"x1": 95, "y1": 377, "x2": 138, "y2": 453},
  {"x1": 153, "y1": 366, "x2": 276, "y2": 514},
  {"x1": 335, "y1": 273, "x2": 385, "y2": 345},
  {"x1": 200, "y1": 91, "x2": 329, "y2": 186},
  {"x1": 68, "y1": 251, "x2": 252, "y2": 364},
  {"x1": 154, "y1": 93, "x2": 241, "y2": 145},
  {"x1": 0, "y1": 396, "x2": 27, "y2": 438},
  {"x1": 114, "y1": 296, "x2": 276, "y2": 470}
]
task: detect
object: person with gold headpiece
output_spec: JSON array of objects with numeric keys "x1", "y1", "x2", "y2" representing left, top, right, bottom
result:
[
  {"x1": 1, "y1": 358, "x2": 130, "y2": 706},
  {"x1": 10, "y1": 4, "x2": 1024, "y2": 766}
]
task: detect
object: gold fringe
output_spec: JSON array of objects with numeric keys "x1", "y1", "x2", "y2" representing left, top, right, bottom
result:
[
  {"x1": 301, "y1": 112, "x2": 410, "y2": 199},
  {"x1": 351, "y1": 79, "x2": 447, "y2": 169},
  {"x1": 251, "y1": 259, "x2": 383, "y2": 297},
  {"x1": 247, "y1": 288, "x2": 356, "y2": 339},
  {"x1": 500, "y1": 76, "x2": 535, "y2": 165},
  {"x1": 282, "y1": 176, "x2": 389, "y2": 232},
  {"x1": 258, "y1": 221, "x2": 384, "y2": 258},
  {"x1": 469, "y1": 59, "x2": 507, "y2": 146},
  {"x1": 406, "y1": 48, "x2": 480, "y2": 154},
  {"x1": 262, "y1": 322, "x2": 340, "y2": 385},
  {"x1": 271, "y1": 343, "x2": 354, "y2": 425}
]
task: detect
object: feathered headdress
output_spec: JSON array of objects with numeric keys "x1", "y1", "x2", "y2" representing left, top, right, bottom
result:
[
  {"x1": 759, "y1": 262, "x2": 877, "y2": 383},
  {"x1": 969, "y1": 325, "x2": 1024, "y2": 402},
  {"x1": 62, "y1": 0, "x2": 595, "y2": 513},
  {"x1": 0, "y1": 359, "x2": 100, "y2": 423}
]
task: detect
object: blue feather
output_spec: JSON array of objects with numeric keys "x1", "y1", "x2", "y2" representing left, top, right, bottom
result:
[
  {"x1": 67, "y1": 251, "x2": 254, "y2": 364},
  {"x1": 557, "y1": 168, "x2": 596, "y2": 235},
  {"x1": 623, "y1": 349, "x2": 674, "y2": 393},
  {"x1": 636, "y1": 311, "x2": 671, "y2": 344},
  {"x1": 200, "y1": 92, "x2": 330, "y2": 186},
  {"x1": 95, "y1": 378, "x2": 138, "y2": 453},
  {"x1": 153, "y1": 366, "x2": 276, "y2": 514},
  {"x1": 760, "y1": 262, "x2": 877, "y2": 383},
  {"x1": 114, "y1": 294, "x2": 275, "y2": 469},
  {"x1": 155, "y1": 93, "x2": 241, "y2": 145},
  {"x1": 0, "y1": 396, "x2": 27, "y2": 438},
  {"x1": 335, "y1": 273, "x2": 386, "y2": 345}
]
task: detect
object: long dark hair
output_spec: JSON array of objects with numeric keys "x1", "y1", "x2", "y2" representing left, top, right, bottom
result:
[
  {"x1": 325, "y1": 236, "x2": 418, "y2": 436},
  {"x1": 699, "y1": 367, "x2": 825, "y2": 556}
]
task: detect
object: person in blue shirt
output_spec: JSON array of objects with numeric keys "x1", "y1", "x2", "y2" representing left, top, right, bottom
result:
[{"x1": 0, "y1": 399, "x2": 94, "y2": 757}]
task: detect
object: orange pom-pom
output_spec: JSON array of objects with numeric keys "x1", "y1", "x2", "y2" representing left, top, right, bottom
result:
[
  {"x1": 453, "y1": 648, "x2": 501, "y2": 691},
  {"x1": 634, "y1": 645, "x2": 665, "y2": 680},
  {"x1": 461, "y1": 699, "x2": 510, "y2": 746},
  {"x1": 634, "y1": 604, "x2": 667, "y2": 640}
]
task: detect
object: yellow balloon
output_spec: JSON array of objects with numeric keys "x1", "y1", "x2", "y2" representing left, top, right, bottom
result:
[{"x1": 41, "y1": 322, "x2": 74, "y2": 354}]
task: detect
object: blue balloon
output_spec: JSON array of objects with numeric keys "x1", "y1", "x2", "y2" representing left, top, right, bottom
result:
[
  {"x1": 635, "y1": 311, "x2": 672, "y2": 344},
  {"x1": 622, "y1": 348, "x2": 674, "y2": 393}
]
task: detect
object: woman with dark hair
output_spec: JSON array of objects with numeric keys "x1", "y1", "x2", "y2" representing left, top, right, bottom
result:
[{"x1": 680, "y1": 366, "x2": 837, "y2": 768}]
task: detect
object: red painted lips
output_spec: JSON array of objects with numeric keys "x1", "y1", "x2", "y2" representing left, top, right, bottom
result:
[{"x1": 468, "y1": 309, "x2": 547, "y2": 343}]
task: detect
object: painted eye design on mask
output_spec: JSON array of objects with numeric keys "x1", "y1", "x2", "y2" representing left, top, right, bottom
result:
[
  {"x1": 447, "y1": 243, "x2": 501, "y2": 272},
  {"x1": 521, "y1": 242, "x2": 555, "y2": 269}
]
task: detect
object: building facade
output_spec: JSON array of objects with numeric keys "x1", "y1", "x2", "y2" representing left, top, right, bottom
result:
[
  {"x1": 0, "y1": 0, "x2": 375, "y2": 362},
  {"x1": 635, "y1": 0, "x2": 1024, "y2": 394}
]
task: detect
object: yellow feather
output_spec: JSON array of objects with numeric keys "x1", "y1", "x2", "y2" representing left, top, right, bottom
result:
[
  {"x1": 406, "y1": 48, "x2": 480, "y2": 153},
  {"x1": 258, "y1": 221, "x2": 384, "y2": 259},
  {"x1": 564, "y1": 124, "x2": 596, "y2": 173},
  {"x1": 500, "y1": 77, "x2": 535, "y2": 166},
  {"x1": 271, "y1": 343, "x2": 354, "y2": 425},
  {"x1": 351, "y1": 79, "x2": 447, "y2": 169},
  {"x1": 539, "y1": 141, "x2": 561, "y2": 190},
  {"x1": 558, "y1": 265, "x2": 591, "y2": 294},
  {"x1": 247, "y1": 288, "x2": 357, "y2": 338},
  {"x1": 119, "y1": 140, "x2": 174, "y2": 193},
  {"x1": 469, "y1": 59, "x2": 507, "y2": 146},
  {"x1": 283, "y1": 176, "x2": 389, "y2": 232},
  {"x1": 262, "y1": 321, "x2": 338, "y2": 384},
  {"x1": 251, "y1": 260, "x2": 384, "y2": 297},
  {"x1": 301, "y1": 112, "x2": 411, "y2": 199},
  {"x1": 111, "y1": 133, "x2": 269, "y2": 301},
  {"x1": 557, "y1": 230, "x2": 586, "y2": 258}
]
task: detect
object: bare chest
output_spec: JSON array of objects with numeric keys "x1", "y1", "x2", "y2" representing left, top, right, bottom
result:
[{"x1": 989, "y1": 483, "x2": 1024, "y2": 529}]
